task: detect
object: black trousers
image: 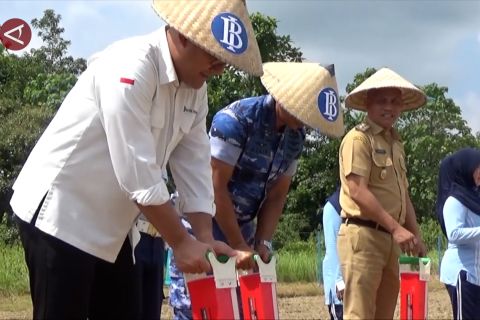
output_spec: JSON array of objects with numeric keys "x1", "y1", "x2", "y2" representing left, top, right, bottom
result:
[
  {"x1": 17, "y1": 216, "x2": 140, "y2": 320},
  {"x1": 327, "y1": 304, "x2": 343, "y2": 320},
  {"x1": 134, "y1": 232, "x2": 165, "y2": 320},
  {"x1": 446, "y1": 270, "x2": 480, "y2": 320}
]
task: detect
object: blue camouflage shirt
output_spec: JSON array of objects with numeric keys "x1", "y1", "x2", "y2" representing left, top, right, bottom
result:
[{"x1": 209, "y1": 95, "x2": 305, "y2": 224}]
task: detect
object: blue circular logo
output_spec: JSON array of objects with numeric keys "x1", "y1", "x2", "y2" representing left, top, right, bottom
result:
[
  {"x1": 318, "y1": 88, "x2": 339, "y2": 122},
  {"x1": 211, "y1": 13, "x2": 248, "y2": 55}
]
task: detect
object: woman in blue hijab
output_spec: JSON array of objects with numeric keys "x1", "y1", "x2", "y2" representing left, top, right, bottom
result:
[{"x1": 436, "y1": 148, "x2": 480, "y2": 320}]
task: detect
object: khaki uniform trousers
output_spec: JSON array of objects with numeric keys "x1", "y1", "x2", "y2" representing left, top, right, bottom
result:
[{"x1": 337, "y1": 223, "x2": 401, "y2": 319}]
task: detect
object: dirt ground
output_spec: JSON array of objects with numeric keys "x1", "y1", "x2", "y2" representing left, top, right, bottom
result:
[
  {"x1": 0, "y1": 277, "x2": 452, "y2": 319},
  {"x1": 276, "y1": 279, "x2": 452, "y2": 319}
]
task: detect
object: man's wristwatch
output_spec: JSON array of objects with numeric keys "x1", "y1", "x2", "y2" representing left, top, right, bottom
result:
[{"x1": 254, "y1": 239, "x2": 273, "y2": 252}]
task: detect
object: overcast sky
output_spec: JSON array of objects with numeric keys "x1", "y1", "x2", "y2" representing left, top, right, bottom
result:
[{"x1": 1, "y1": 0, "x2": 479, "y2": 133}]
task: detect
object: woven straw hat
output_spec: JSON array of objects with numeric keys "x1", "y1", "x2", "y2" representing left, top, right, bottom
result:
[
  {"x1": 345, "y1": 67, "x2": 427, "y2": 111},
  {"x1": 260, "y1": 62, "x2": 344, "y2": 137},
  {"x1": 152, "y1": 0, "x2": 262, "y2": 76}
]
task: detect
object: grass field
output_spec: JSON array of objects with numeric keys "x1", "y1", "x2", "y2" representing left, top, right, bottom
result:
[
  {"x1": 1, "y1": 242, "x2": 451, "y2": 319},
  {"x1": 0, "y1": 278, "x2": 452, "y2": 319}
]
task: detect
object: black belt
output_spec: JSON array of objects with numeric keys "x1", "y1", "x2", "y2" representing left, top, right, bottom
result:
[{"x1": 342, "y1": 218, "x2": 389, "y2": 234}]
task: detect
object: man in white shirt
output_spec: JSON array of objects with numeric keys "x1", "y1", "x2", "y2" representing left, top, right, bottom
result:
[{"x1": 10, "y1": 1, "x2": 262, "y2": 319}]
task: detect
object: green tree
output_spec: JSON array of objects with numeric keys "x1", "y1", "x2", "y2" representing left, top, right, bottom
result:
[
  {"x1": 345, "y1": 67, "x2": 376, "y2": 94},
  {"x1": 30, "y1": 9, "x2": 86, "y2": 75},
  {"x1": 207, "y1": 12, "x2": 303, "y2": 127},
  {"x1": 0, "y1": 10, "x2": 85, "y2": 240},
  {"x1": 0, "y1": 46, "x2": 43, "y2": 103},
  {"x1": 23, "y1": 72, "x2": 78, "y2": 109},
  {"x1": 276, "y1": 70, "x2": 374, "y2": 247},
  {"x1": 279, "y1": 67, "x2": 479, "y2": 249},
  {"x1": 205, "y1": 13, "x2": 304, "y2": 248},
  {"x1": 276, "y1": 109, "x2": 360, "y2": 247},
  {"x1": 167, "y1": 12, "x2": 304, "y2": 192},
  {"x1": 342, "y1": 69, "x2": 479, "y2": 222},
  {"x1": 398, "y1": 83, "x2": 479, "y2": 219},
  {"x1": 0, "y1": 99, "x2": 55, "y2": 243},
  {"x1": 24, "y1": 10, "x2": 86, "y2": 109}
]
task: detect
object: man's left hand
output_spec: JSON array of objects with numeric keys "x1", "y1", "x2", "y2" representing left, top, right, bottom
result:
[
  {"x1": 415, "y1": 237, "x2": 427, "y2": 257},
  {"x1": 255, "y1": 242, "x2": 272, "y2": 263},
  {"x1": 336, "y1": 288, "x2": 344, "y2": 301}
]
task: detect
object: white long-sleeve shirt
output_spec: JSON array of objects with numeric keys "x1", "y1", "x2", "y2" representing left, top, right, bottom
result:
[
  {"x1": 10, "y1": 27, "x2": 215, "y2": 262},
  {"x1": 440, "y1": 196, "x2": 480, "y2": 286}
]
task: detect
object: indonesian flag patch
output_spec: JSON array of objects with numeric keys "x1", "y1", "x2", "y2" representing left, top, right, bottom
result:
[{"x1": 120, "y1": 77, "x2": 135, "y2": 85}]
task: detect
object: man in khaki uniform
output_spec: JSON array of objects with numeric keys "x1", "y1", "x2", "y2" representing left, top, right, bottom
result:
[{"x1": 338, "y1": 68, "x2": 427, "y2": 319}]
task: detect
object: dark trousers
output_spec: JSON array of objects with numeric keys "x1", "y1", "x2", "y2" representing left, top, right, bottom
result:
[
  {"x1": 327, "y1": 304, "x2": 343, "y2": 320},
  {"x1": 134, "y1": 232, "x2": 165, "y2": 320},
  {"x1": 446, "y1": 270, "x2": 480, "y2": 320},
  {"x1": 16, "y1": 216, "x2": 140, "y2": 320}
]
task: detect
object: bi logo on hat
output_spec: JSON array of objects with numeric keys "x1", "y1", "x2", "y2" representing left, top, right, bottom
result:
[
  {"x1": 211, "y1": 13, "x2": 248, "y2": 54},
  {"x1": 318, "y1": 88, "x2": 339, "y2": 122}
]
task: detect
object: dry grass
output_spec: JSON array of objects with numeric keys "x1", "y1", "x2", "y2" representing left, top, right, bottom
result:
[
  {"x1": 0, "y1": 277, "x2": 452, "y2": 320},
  {"x1": 0, "y1": 294, "x2": 31, "y2": 320},
  {"x1": 277, "y1": 281, "x2": 323, "y2": 298}
]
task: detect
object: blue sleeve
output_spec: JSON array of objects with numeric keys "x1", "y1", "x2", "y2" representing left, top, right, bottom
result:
[
  {"x1": 443, "y1": 196, "x2": 480, "y2": 244},
  {"x1": 283, "y1": 160, "x2": 298, "y2": 177},
  {"x1": 209, "y1": 101, "x2": 248, "y2": 165}
]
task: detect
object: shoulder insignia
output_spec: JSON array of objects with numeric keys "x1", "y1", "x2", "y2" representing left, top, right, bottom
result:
[
  {"x1": 355, "y1": 123, "x2": 370, "y2": 132},
  {"x1": 352, "y1": 135, "x2": 369, "y2": 145}
]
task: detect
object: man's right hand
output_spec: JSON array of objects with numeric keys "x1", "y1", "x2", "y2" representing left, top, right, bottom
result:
[
  {"x1": 171, "y1": 236, "x2": 213, "y2": 274},
  {"x1": 336, "y1": 288, "x2": 344, "y2": 301},
  {"x1": 335, "y1": 280, "x2": 345, "y2": 301},
  {"x1": 391, "y1": 225, "x2": 418, "y2": 256},
  {"x1": 138, "y1": 203, "x2": 219, "y2": 274}
]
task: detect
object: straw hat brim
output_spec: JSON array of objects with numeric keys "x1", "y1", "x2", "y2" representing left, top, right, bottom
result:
[
  {"x1": 345, "y1": 68, "x2": 427, "y2": 111},
  {"x1": 261, "y1": 62, "x2": 344, "y2": 138},
  {"x1": 152, "y1": 0, "x2": 263, "y2": 76}
]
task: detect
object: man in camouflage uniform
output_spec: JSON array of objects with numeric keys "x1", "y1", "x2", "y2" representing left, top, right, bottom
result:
[
  {"x1": 170, "y1": 91, "x2": 304, "y2": 320},
  {"x1": 169, "y1": 62, "x2": 344, "y2": 319}
]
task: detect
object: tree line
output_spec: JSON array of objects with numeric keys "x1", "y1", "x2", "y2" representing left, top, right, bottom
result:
[{"x1": 1, "y1": 10, "x2": 478, "y2": 248}]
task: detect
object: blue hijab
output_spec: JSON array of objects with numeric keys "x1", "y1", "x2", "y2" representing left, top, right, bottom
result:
[
  {"x1": 326, "y1": 186, "x2": 341, "y2": 215},
  {"x1": 436, "y1": 148, "x2": 480, "y2": 236}
]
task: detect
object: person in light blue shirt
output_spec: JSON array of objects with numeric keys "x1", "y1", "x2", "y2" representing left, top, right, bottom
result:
[
  {"x1": 322, "y1": 187, "x2": 344, "y2": 320},
  {"x1": 437, "y1": 148, "x2": 480, "y2": 320}
]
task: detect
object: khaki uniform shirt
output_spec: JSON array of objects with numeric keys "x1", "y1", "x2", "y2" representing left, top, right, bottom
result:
[{"x1": 339, "y1": 118, "x2": 409, "y2": 225}]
